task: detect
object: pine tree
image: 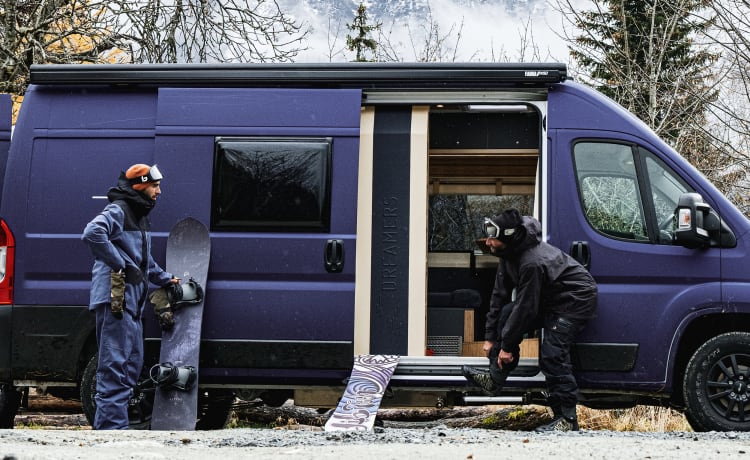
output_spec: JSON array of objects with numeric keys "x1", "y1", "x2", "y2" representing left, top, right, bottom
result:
[
  {"x1": 570, "y1": 0, "x2": 717, "y2": 149},
  {"x1": 346, "y1": 3, "x2": 381, "y2": 62}
]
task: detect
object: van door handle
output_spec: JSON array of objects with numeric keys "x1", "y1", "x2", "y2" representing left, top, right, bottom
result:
[
  {"x1": 325, "y1": 239, "x2": 345, "y2": 273},
  {"x1": 570, "y1": 241, "x2": 591, "y2": 270}
]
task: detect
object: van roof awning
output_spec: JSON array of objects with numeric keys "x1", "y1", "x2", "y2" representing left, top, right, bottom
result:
[{"x1": 29, "y1": 62, "x2": 567, "y2": 89}]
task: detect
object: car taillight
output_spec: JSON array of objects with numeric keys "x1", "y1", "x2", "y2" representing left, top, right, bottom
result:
[{"x1": 0, "y1": 218, "x2": 15, "y2": 304}]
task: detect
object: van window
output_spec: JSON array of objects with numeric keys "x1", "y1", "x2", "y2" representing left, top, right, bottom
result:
[
  {"x1": 573, "y1": 141, "x2": 691, "y2": 244},
  {"x1": 643, "y1": 151, "x2": 691, "y2": 244},
  {"x1": 212, "y1": 137, "x2": 332, "y2": 231},
  {"x1": 428, "y1": 194, "x2": 534, "y2": 251}
]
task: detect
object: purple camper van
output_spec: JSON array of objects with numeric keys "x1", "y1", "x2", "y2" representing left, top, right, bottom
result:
[{"x1": 0, "y1": 63, "x2": 747, "y2": 431}]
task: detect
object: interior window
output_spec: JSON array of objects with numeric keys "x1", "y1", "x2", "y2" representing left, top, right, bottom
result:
[
  {"x1": 574, "y1": 142, "x2": 648, "y2": 241},
  {"x1": 428, "y1": 194, "x2": 534, "y2": 251},
  {"x1": 211, "y1": 137, "x2": 332, "y2": 231}
]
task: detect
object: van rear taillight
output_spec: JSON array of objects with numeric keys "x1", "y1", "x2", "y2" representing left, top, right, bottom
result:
[{"x1": 0, "y1": 218, "x2": 15, "y2": 304}]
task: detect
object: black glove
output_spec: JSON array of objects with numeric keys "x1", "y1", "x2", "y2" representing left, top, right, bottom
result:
[
  {"x1": 110, "y1": 270, "x2": 125, "y2": 319},
  {"x1": 149, "y1": 287, "x2": 174, "y2": 331}
]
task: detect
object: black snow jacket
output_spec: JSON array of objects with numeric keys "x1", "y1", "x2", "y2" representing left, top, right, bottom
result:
[{"x1": 484, "y1": 216, "x2": 597, "y2": 352}]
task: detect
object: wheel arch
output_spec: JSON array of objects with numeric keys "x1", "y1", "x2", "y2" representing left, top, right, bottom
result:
[{"x1": 669, "y1": 313, "x2": 750, "y2": 407}]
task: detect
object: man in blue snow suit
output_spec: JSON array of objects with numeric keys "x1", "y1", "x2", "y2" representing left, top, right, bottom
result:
[
  {"x1": 83, "y1": 164, "x2": 178, "y2": 430},
  {"x1": 462, "y1": 209, "x2": 597, "y2": 432}
]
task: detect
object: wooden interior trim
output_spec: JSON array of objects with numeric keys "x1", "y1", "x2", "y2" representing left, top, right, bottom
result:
[{"x1": 430, "y1": 148, "x2": 538, "y2": 156}]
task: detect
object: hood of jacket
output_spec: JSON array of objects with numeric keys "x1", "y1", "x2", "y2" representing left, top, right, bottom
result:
[{"x1": 106, "y1": 172, "x2": 155, "y2": 218}]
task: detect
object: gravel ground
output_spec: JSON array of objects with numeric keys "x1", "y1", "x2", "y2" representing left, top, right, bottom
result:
[{"x1": 2, "y1": 427, "x2": 749, "y2": 460}]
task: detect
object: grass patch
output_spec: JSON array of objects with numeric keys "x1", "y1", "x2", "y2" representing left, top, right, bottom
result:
[{"x1": 578, "y1": 406, "x2": 691, "y2": 432}]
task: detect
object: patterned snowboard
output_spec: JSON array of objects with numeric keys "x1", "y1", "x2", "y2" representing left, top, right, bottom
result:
[
  {"x1": 324, "y1": 355, "x2": 400, "y2": 431},
  {"x1": 150, "y1": 217, "x2": 210, "y2": 431}
]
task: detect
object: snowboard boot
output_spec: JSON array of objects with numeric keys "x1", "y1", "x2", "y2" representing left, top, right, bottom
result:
[
  {"x1": 461, "y1": 366, "x2": 502, "y2": 396},
  {"x1": 535, "y1": 406, "x2": 579, "y2": 432}
]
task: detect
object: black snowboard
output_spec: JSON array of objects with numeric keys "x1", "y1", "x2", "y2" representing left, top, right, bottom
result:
[{"x1": 150, "y1": 217, "x2": 210, "y2": 431}]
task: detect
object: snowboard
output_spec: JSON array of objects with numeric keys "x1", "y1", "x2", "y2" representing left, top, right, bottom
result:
[
  {"x1": 324, "y1": 355, "x2": 400, "y2": 432},
  {"x1": 150, "y1": 217, "x2": 210, "y2": 431}
]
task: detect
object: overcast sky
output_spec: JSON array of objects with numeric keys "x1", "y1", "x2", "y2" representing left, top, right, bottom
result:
[{"x1": 283, "y1": 0, "x2": 589, "y2": 63}]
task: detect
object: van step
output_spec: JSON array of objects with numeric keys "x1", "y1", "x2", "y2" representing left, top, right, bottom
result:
[
  {"x1": 390, "y1": 356, "x2": 541, "y2": 380},
  {"x1": 463, "y1": 395, "x2": 526, "y2": 405}
]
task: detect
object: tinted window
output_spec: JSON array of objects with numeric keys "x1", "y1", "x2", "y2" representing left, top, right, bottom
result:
[
  {"x1": 574, "y1": 142, "x2": 648, "y2": 241},
  {"x1": 212, "y1": 137, "x2": 332, "y2": 231}
]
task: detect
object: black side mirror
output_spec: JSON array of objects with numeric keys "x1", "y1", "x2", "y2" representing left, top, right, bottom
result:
[{"x1": 674, "y1": 193, "x2": 719, "y2": 249}]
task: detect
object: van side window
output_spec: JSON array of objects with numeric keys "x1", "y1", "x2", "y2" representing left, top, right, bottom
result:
[
  {"x1": 573, "y1": 141, "x2": 691, "y2": 244},
  {"x1": 212, "y1": 137, "x2": 332, "y2": 231},
  {"x1": 643, "y1": 151, "x2": 691, "y2": 244},
  {"x1": 574, "y1": 142, "x2": 648, "y2": 241}
]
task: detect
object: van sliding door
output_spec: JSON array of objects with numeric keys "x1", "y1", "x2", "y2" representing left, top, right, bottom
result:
[{"x1": 149, "y1": 88, "x2": 361, "y2": 379}]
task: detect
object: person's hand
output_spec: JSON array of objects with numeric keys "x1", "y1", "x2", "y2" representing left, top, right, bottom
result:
[
  {"x1": 498, "y1": 349, "x2": 515, "y2": 369},
  {"x1": 169, "y1": 277, "x2": 181, "y2": 284},
  {"x1": 482, "y1": 340, "x2": 495, "y2": 357}
]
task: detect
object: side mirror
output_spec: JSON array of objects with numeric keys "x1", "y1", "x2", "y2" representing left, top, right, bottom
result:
[{"x1": 674, "y1": 193, "x2": 719, "y2": 249}]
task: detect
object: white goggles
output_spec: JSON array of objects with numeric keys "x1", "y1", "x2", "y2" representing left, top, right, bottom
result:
[
  {"x1": 483, "y1": 217, "x2": 516, "y2": 240},
  {"x1": 129, "y1": 164, "x2": 163, "y2": 185}
]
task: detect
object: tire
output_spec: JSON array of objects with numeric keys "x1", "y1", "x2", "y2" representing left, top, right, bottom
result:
[
  {"x1": 80, "y1": 354, "x2": 153, "y2": 429},
  {"x1": 0, "y1": 383, "x2": 21, "y2": 429},
  {"x1": 683, "y1": 331, "x2": 750, "y2": 431}
]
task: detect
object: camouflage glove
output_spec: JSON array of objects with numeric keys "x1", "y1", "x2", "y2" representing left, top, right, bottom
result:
[
  {"x1": 110, "y1": 270, "x2": 126, "y2": 319},
  {"x1": 149, "y1": 288, "x2": 174, "y2": 331}
]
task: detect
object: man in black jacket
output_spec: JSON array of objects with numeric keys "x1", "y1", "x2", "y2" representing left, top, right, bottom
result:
[{"x1": 462, "y1": 209, "x2": 597, "y2": 432}]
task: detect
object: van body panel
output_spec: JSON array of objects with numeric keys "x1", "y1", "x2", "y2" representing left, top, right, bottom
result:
[{"x1": 10, "y1": 305, "x2": 92, "y2": 380}]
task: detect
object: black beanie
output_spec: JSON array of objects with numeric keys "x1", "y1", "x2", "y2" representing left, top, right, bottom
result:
[
  {"x1": 492, "y1": 209, "x2": 523, "y2": 231},
  {"x1": 491, "y1": 209, "x2": 523, "y2": 244}
]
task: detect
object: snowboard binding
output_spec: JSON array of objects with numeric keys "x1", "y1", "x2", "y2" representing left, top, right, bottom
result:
[
  {"x1": 166, "y1": 277, "x2": 204, "y2": 309},
  {"x1": 149, "y1": 362, "x2": 197, "y2": 392},
  {"x1": 150, "y1": 278, "x2": 205, "y2": 331}
]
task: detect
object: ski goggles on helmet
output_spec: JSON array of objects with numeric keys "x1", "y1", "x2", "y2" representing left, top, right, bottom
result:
[
  {"x1": 128, "y1": 164, "x2": 163, "y2": 186},
  {"x1": 483, "y1": 217, "x2": 516, "y2": 241}
]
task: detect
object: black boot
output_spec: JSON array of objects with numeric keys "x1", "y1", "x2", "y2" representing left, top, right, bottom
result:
[
  {"x1": 535, "y1": 406, "x2": 579, "y2": 432},
  {"x1": 461, "y1": 366, "x2": 501, "y2": 396}
]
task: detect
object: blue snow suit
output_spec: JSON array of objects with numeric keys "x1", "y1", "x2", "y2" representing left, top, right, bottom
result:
[{"x1": 82, "y1": 177, "x2": 172, "y2": 430}]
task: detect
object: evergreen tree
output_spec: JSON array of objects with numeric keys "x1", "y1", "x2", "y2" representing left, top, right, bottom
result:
[
  {"x1": 569, "y1": 0, "x2": 717, "y2": 151},
  {"x1": 346, "y1": 3, "x2": 381, "y2": 62}
]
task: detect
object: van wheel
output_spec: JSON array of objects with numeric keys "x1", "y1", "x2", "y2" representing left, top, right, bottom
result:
[
  {"x1": 80, "y1": 354, "x2": 153, "y2": 429},
  {"x1": 0, "y1": 383, "x2": 21, "y2": 428},
  {"x1": 683, "y1": 332, "x2": 750, "y2": 431}
]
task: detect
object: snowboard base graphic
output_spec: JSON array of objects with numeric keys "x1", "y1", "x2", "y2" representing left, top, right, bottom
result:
[{"x1": 324, "y1": 355, "x2": 400, "y2": 431}]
